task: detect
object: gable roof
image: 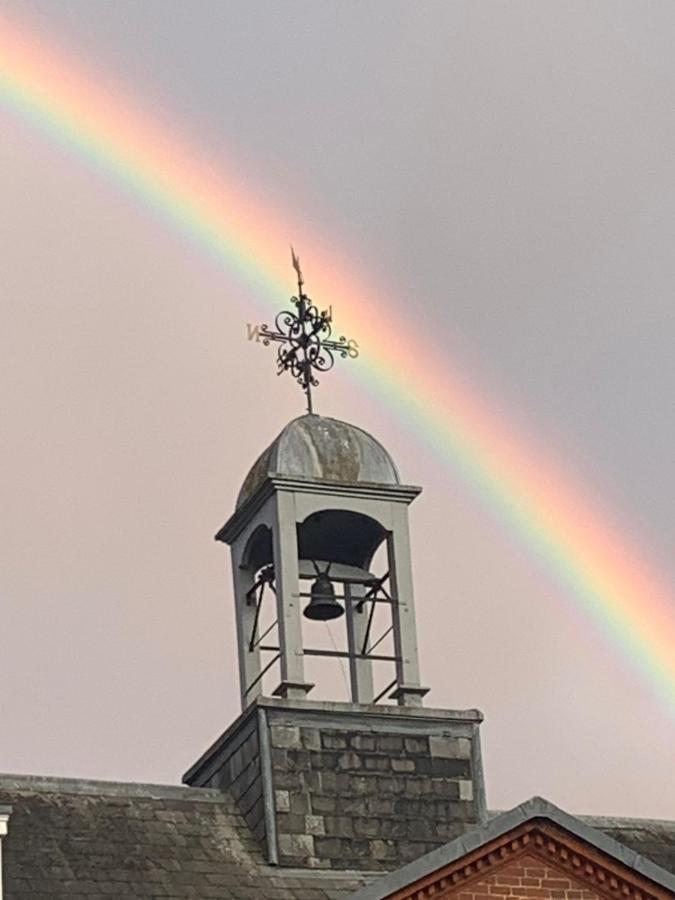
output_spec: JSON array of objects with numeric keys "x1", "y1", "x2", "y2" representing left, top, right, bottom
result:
[
  {"x1": 0, "y1": 773, "x2": 370, "y2": 899},
  {"x1": 348, "y1": 797, "x2": 675, "y2": 900}
]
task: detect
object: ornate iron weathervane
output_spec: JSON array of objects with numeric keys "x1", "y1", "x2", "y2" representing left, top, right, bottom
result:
[{"x1": 247, "y1": 249, "x2": 359, "y2": 413}]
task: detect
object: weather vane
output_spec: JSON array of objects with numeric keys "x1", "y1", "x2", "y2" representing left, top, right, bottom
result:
[{"x1": 247, "y1": 249, "x2": 359, "y2": 414}]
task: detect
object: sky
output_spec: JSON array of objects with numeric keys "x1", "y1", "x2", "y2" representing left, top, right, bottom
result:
[{"x1": 0, "y1": 0, "x2": 674, "y2": 818}]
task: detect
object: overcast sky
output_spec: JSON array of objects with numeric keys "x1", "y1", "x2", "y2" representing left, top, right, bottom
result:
[{"x1": 1, "y1": 1, "x2": 674, "y2": 818}]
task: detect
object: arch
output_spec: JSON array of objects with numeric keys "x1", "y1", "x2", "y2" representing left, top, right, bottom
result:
[
  {"x1": 241, "y1": 523, "x2": 273, "y2": 573},
  {"x1": 297, "y1": 509, "x2": 387, "y2": 570}
]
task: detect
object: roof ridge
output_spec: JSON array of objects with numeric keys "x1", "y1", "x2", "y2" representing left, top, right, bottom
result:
[
  {"x1": 581, "y1": 814, "x2": 675, "y2": 828},
  {"x1": 489, "y1": 808, "x2": 675, "y2": 828},
  {"x1": 0, "y1": 772, "x2": 231, "y2": 802}
]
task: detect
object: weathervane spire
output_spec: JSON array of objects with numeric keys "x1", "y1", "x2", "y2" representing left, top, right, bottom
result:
[
  {"x1": 247, "y1": 252, "x2": 359, "y2": 414},
  {"x1": 291, "y1": 245, "x2": 304, "y2": 295}
]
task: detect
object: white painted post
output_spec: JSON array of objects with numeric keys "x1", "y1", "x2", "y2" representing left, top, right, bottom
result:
[
  {"x1": 345, "y1": 582, "x2": 375, "y2": 704},
  {"x1": 272, "y1": 490, "x2": 313, "y2": 698},
  {"x1": 231, "y1": 552, "x2": 263, "y2": 710},
  {"x1": 387, "y1": 504, "x2": 427, "y2": 706}
]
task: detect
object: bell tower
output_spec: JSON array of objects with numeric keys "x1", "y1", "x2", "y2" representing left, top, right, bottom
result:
[
  {"x1": 184, "y1": 262, "x2": 486, "y2": 872},
  {"x1": 216, "y1": 413, "x2": 428, "y2": 710}
]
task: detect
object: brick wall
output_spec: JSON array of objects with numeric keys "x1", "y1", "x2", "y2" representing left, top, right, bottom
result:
[{"x1": 450, "y1": 856, "x2": 604, "y2": 900}]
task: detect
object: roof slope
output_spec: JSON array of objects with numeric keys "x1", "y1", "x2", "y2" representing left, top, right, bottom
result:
[
  {"x1": 349, "y1": 798, "x2": 675, "y2": 900},
  {"x1": 236, "y1": 414, "x2": 400, "y2": 508},
  {"x1": 0, "y1": 774, "x2": 370, "y2": 900},
  {"x1": 583, "y1": 814, "x2": 675, "y2": 878},
  {"x1": 1, "y1": 778, "x2": 673, "y2": 900}
]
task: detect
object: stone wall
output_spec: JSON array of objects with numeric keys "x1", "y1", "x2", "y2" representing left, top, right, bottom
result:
[
  {"x1": 184, "y1": 699, "x2": 486, "y2": 872},
  {"x1": 267, "y1": 706, "x2": 484, "y2": 870}
]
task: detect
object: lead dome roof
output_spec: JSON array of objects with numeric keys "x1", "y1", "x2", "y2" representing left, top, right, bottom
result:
[{"x1": 237, "y1": 414, "x2": 400, "y2": 508}]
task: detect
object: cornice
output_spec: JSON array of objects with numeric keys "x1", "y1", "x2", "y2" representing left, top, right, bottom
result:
[{"x1": 216, "y1": 475, "x2": 422, "y2": 544}]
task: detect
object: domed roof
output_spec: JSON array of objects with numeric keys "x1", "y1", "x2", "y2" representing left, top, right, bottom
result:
[{"x1": 237, "y1": 414, "x2": 400, "y2": 508}]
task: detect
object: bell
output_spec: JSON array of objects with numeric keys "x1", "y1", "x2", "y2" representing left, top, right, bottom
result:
[{"x1": 303, "y1": 572, "x2": 343, "y2": 621}]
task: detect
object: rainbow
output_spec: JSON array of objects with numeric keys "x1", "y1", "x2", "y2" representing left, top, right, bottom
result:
[{"x1": 1, "y1": 12, "x2": 674, "y2": 711}]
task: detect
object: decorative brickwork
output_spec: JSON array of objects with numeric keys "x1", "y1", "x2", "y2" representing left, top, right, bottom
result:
[{"x1": 447, "y1": 855, "x2": 604, "y2": 900}]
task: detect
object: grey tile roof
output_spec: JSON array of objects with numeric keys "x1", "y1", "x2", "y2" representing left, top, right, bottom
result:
[
  {"x1": 349, "y1": 797, "x2": 675, "y2": 900},
  {"x1": 0, "y1": 774, "x2": 371, "y2": 899},
  {"x1": 1, "y1": 776, "x2": 673, "y2": 900},
  {"x1": 582, "y1": 814, "x2": 675, "y2": 878}
]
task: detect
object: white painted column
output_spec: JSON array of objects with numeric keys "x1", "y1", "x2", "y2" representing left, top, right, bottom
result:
[
  {"x1": 272, "y1": 491, "x2": 313, "y2": 698},
  {"x1": 387, "y1": 504, "x2": 428, "y2": 706},
  {"x1": 231, "y1": 552, "x2": 263, "y2": 710},
  {"x1": 345, "y1": 582, "x2": 375, "y2": 704}
]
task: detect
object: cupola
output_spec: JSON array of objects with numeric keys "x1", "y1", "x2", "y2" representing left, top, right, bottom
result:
[{"x1": 217, "y1": 413, "x2": 428, "y2": 709}]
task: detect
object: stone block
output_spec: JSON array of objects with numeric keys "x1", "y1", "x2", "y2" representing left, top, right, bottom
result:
[
  {"x1": 321, "y1": 733, "x2": 348, "y2": 750},
  {"x1": 311, "y1": 751, "x2": 337, "y2": 769},
  {"x1": 305, "y1": 814, "x2": 325, "y2": 835},
  {"x1": 289, "y1": 791, "x2": 310, "y2": 815},
  {"x1": 324, "y1": 815, "x2": 354, "y2": 837},
  {"x1": 428, "y1": 735, "x2": 471, "y2": 759},
  {"x1": 277, "y1": 832, "x2": 314, "y2": 858},
  {"x1": 376, "y1": 735, "x2": 403, "y2": 753},
  {"x1": 276, "y1": 812, "x2": 307, "y2": 833},
  {"x1": 353, "y1": 817, "x2": 380, "y2": 838},
  {"x1": 403, "y1": 736, "x2": 428, "y2": 753},
  {"x1": 391, "y1": 758, "x2": 415, "y2": 773},
  {"x1": 313, "y1": 836, "x2": 345, "y2": 858},
  {"x1": 287, "y1": 749, "x2": 311, "y2": 771},
  {"x1": 338, "y1": 752, "x2": 362, "y2": 770},
  {"x1": 270, "y1": 725, "x2": 302, "y2": 749},
  {"x1": 364, "y1": 756, "x2": 389, "y2": 772},
  {"x1": 350, "y1": 734, "x2": 376, "y2": 752},
  {"x1": 459, "y1": 778, "x2": 474, "y2": 801},
  {"x1": 306, "y1": 856, "x2": 331, "y2": 869},
  {"x1": 300, "y1": 728, "x2": 322, "y2": 751},
  {"x1": 370, "y1": 839, "x2": 397, "y2": 860},
  {"x1": 271, "y1": 748, "x2": 288, "y2": 768},
  {"x1": 311, "y1": 795, "x2": 336, "y2": 814},
  {"x1": 275, "y1": 790, "x2": 290, "y2": 812},
  {"x1": 366, "y1": 797, "x2": 394, "y2": 816},
  {"x1": 319, "y1": 770, "x2": 337, "y2": 792}
]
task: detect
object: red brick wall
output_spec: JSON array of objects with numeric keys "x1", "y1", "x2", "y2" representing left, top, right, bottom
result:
[{"x1": 451, "y1": 854, "x2": 604, "y2": 900}]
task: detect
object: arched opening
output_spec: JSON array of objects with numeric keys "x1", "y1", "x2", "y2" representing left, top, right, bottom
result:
[
  {"x1": 242, "y1": 524, "x2": 273, "y2": 574},
  {"x1": 297, "y1": 509, "x2": 386, "y2": 570}
]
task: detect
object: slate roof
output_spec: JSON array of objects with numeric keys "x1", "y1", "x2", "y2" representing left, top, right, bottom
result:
[
  {"x1": 1, "y1": 776, "x2": 674, "y2": 900},
  {"x1": 583, "y1": 814, "x2": 675, "y2": 878},
  {"x1": 0, "y1": 774, "x2": 370, "y2": 899},
  {"x1": 349, "y1": 797, "x2": 675, "y2": 900}
]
